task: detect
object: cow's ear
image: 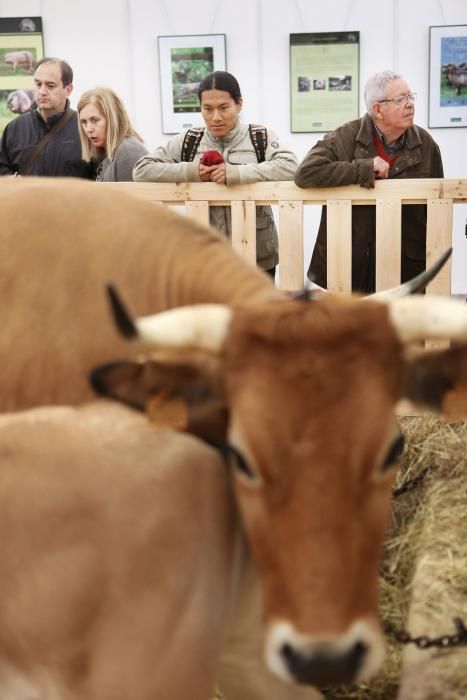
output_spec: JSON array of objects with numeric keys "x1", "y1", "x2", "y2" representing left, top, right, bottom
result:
[
  {"x1": 90, "y1": 358, "x2": 229, "y2": 444},
  {"x1": 403, "y1": 346, "x2": 467, "y2": 418}
]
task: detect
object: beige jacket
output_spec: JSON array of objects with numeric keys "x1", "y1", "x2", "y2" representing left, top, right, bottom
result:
[{"x1": 133, "y1": 120, "x2": 298, "y2": 270}]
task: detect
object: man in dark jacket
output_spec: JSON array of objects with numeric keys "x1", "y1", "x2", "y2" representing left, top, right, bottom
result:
[
  {"x1": 0, "y1": 57, "x2": 81, "y2": 176},
  {"x1": 294, "y1": 70, "x2": 444, "y2": 293}
]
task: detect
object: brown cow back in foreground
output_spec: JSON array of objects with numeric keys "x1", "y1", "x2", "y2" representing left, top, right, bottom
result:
[
  {"x1": 0, "y1": 178, "x2": 277, "y2": 410},
  {"x1": 0, "y1": 401, "x2": 322, "y2": 700},
  {"x1": 0, "y1": 402, "x2": 236, "y2": 700}
]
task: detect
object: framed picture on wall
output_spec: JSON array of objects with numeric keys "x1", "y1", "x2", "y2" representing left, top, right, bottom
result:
[
  {"x1": 158, "y1": 33, "x2": 226, "y2": 134},
  {"x1": 429, "y1": 24, "x2": 467, "y2": 128},
  {"x1": 0, "y1": 16, "x2": 44, "y2": 134},
  {"x1": 290, "y1": 31, "x2": 360, "y2": 133}
]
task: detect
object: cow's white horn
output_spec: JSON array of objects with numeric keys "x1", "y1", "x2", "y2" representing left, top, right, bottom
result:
[
  {"x1": 106, "y1": 284, "x2": 232, "y2": 352},
  {"x1": 381, "y1": 296, "x2": 467, "y2": 343},
  {"x1": 135, "y1": 305, "x2": 232, "y2": 352},
  {"x1": 366, "y1": 248, "x2": 452, "y2": 300}
]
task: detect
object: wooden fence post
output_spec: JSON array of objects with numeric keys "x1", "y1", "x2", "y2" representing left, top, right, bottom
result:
[
  {"x1": 185, "y1": 201, "x2": 210, "y2": 227},
  {"x1": 231, "y1": 200, "x2": 257, "y2": 266},
  {"x1": 376, "y1": 199, "x2": 401, "y2": 291},
  {"x1": 326, "y1": 199, "x2": 352, "y2": 293},
  {"x1": 278, "y1": 200, "x2": 303, "y2": 290}
]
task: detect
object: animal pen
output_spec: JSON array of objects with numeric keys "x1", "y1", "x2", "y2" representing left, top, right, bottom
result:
[
  {"x1": 107, "y1": 178, "x2": 467, "y2": 700},
  {"x1": 106, "y1": 178, "x2": 466, "y2": 296}
]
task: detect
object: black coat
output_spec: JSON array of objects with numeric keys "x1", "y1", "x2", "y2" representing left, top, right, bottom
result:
[{"x1": 0, "y1": 105, "x2": 81, "y2": 177}]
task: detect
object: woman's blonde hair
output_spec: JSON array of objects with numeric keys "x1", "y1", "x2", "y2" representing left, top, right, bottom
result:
[{"x1": 77, "y1": 87, "x2": 143, "y2": 160}]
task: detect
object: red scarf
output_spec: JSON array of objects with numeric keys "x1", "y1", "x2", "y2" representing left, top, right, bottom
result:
[{"x1": 373, "y1": 134, "x2": 400, "y2": 172}]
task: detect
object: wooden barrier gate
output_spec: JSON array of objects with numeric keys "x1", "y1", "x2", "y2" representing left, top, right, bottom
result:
[{"x1": 107, "y1": 179, "x2": 467, "y2": 296}]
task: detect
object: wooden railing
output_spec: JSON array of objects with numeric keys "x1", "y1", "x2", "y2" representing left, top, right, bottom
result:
[{"x1": 105, "y1": 179, "x2": 467, "y2": 296}]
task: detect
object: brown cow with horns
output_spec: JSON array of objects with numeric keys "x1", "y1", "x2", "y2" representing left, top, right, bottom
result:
[{"x1": 1, "y1": 178, "x2": 467, "y2": 699}]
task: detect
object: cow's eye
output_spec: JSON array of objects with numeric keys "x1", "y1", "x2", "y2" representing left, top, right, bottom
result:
[
  {"x1": 217, "y1": 443, "x2": 257, "y2": 480},
  {"x1": 381, "y1": 433, "x2": 405, "y2": 471},
  {"x1": 228, "y1": 445, "x2": 256, "y2": 479}
]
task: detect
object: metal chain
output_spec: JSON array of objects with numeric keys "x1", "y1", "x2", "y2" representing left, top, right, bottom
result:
[
  {"x1": 385, "y1": 617, "x2": 467, "y2": 649},
  {"x1": 389, "y1": 463, "x2": 467, "y2": 650}
]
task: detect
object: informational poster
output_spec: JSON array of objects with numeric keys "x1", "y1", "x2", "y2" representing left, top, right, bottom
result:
[
  {"x1": 0, "y1": 16, "x2": 44, "y2": 134},
  {"x1": 290, "y1": 31, "x2": 359, "y2": 133},
  {"x1": 429, "y1": 25, "x2": 467, "y2": 128},
  {"x1": 158, "y1": 34, "x2": 226, "y2": 134}
]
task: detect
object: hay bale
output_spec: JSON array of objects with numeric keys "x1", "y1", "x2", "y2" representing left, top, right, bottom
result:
[{"x1": 396, "y1": 417, "x2": 467, "y2": 700}]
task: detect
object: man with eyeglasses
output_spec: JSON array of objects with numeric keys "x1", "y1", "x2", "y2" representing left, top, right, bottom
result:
[{"x1": 294, "y1": 70, "x2": 444, "y2": 293}]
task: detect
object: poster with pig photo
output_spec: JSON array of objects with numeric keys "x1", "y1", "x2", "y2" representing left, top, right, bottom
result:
[
  {"x1": 0, "y1": 16, "x2": 44, "y2": 134},
  {"x1": 158, "y1": 34, "x2": 226, "y2": 133}
]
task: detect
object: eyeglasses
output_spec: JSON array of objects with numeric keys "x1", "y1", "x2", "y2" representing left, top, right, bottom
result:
[{"x1": 378, "y1": 93, "x2": 417, "y2": 106}]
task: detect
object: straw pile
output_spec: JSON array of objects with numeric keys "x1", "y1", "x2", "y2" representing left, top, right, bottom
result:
[
  {"x1": 215, "y1": 415, "x2": 467, "y2": 700},
  {"x1": 325, "y1": 415, "x2": 467, "y2": 700}
]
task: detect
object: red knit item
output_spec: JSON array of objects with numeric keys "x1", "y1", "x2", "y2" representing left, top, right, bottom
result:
[
  {"x1": 200, "y1": 150, "x2": 224, "y2": 166},
  {"x1": 373, "y1": 135, "x2": 399, "y2": 172}
]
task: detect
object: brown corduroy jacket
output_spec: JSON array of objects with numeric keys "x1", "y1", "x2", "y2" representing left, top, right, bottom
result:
[{"x1": 294, "y1": 113, "x2": 444, "y2": 293}]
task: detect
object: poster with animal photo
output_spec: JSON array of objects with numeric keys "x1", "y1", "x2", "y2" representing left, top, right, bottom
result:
[
  {"x1": 429, "y1": 24, "x2": 467, "y2": 128},
  {"x1": 158, "y1": 34, "x2": 226, "y2": 134},
  {"x1": 0, "y1": 17, "x2": 44, "y2": 134}
]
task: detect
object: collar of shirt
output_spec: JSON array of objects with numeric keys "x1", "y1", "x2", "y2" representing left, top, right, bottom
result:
[
  {"x1": 35, "y1": 99, "x2": 70, "y2": 130},
  {"x1": 206, "y1": 118, "x2": 242, "y2": 147},
  {"x1": 373, "y1": 123, "x2": 405, "y2": 157}
]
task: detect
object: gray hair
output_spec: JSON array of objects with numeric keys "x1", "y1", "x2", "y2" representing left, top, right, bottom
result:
[{"x1": 364, "y1": 71, "x2": 402, "y2": 116}]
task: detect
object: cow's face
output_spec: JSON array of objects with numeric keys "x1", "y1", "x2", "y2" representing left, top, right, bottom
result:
[
  {"x1": 220, "y1": 300, "x2": 404, "y2": 684},
  {"x1": 91, "y1": 296, "x2": 410, "y2": 686}
]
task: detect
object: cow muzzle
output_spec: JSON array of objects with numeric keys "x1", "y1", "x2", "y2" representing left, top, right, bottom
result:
[{"x1": 265, "y1": 619, "x2": 384, "y2": 686}]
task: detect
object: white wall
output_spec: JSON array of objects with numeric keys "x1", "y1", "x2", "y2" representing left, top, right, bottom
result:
[{"x1": 1, "y1": 0, "x2": 466, "y2": 291}]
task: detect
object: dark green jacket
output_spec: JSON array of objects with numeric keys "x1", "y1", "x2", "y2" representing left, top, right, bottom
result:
[{"x1": 294, "y1": 113, "x2": 444, "y2": 293}]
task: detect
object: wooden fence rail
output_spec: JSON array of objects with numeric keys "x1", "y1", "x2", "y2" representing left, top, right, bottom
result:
[{"x1": 106, "y1": 179, "x2": 467, "y2": 296}]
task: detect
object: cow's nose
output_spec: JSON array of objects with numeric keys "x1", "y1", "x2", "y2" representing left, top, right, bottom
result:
[
  {"x1": 281, "y1": 639, "x2": 367, "y2": 686},
  {"x1": 265, "y1": 619, "x2": 384, "y2": 687}
]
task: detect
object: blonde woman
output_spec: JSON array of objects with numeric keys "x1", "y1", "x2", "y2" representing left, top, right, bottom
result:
[{"x1": 77, "y1": 87, "x2": 147, "y2": 181}]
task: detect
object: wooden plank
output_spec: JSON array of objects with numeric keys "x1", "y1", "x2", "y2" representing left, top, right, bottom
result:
[
  {"x1": 326, "y1": 199, "x2": 352, "y2": 293},
  {"x1": 376, "y1": 199, "x2": 401, "y2": 291},
  {"x1": 231, "y1": 200, "x2": 256, "y2": 266},
  {"x1": 185, "y1": 201, "x2": 210, "y2": 227},
  {"x1": 425, "y1": 199, "x2": 453, "y2": 350},
  {"x1": 426, "y1": 199, "x2": 453, "y2": 297},
  {"x1": 278, "y1": 200, "x2": 303, "y2": 290},
  {"x1": 102, "y1": 179, "x2": 467, "y2": 206},
  {"x1": 441, "y1": 178, "x2": 467, "y2": 201}
]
